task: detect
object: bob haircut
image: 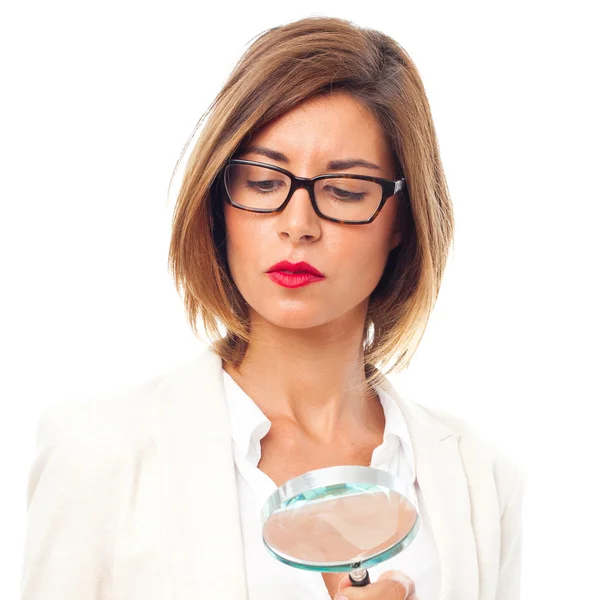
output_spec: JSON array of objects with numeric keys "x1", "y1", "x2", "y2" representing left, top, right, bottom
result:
[{"x1": 168, "y1": 16, "x2": 454, "y2": 390}]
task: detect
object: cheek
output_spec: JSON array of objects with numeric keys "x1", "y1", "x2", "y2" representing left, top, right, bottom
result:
[
  {"x1": 348, "y1": 232, "x2": 392, "y2": 281},
  {"x1": 223, "y1": 205, "x2": 264, "y2": 278},
  {"x1": 335, "y1": 218, "x2": 396, "y2": 279},
  {"x1": 223, "y1": 205, "x2": 240, "y2": 257}
]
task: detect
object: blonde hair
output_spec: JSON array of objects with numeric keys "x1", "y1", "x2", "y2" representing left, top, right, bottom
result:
[{"x1": 168, "y1": 16, "x2": 454, "y2": 389}]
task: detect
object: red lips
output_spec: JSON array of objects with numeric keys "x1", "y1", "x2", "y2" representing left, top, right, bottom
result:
[
  {"x1": 266, "y1": 261, "x2": 325, "y2": 277},
  {"x1": 266, "y1": 261, "x2": 325, "y2": 289}
]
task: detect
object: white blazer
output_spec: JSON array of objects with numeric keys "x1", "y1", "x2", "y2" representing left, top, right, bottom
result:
[{"x1": 20, "y1": 346, "x2": 524, "y2": 600}]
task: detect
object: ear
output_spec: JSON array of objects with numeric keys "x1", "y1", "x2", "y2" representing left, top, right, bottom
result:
[
  {"x1": 387, "y1": 194, "x2": 405, "y2": 251},
  {"x1": 388, "y1": 214, "x2": 403, "y2": 251},
  {"x1": 389, "y1": 228, "x2": 402, "y2": 251}
]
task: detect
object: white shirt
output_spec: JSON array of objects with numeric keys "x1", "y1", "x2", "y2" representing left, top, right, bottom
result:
[{"x1": 222, "y1": 368, "x2": 441, "y2": 600}]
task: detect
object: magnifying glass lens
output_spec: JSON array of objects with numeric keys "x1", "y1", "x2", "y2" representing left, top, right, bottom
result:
[{"x1": 263, "y1": 481, "x2": 418, "y2": 568}]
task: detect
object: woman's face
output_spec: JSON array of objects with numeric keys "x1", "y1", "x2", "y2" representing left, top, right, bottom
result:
[{"x1": 223, "y1": 91, "x2": 402, "y2": 332}]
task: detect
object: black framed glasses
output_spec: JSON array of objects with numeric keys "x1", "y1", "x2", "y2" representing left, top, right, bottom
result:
[{"x1": 220, "y1": 159, "x2": 407, "y2": 225}]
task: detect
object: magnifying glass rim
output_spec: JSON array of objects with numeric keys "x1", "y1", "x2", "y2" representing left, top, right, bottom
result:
[{"x1": 261, "y1": 465, "x2": 420, "y2": 571}]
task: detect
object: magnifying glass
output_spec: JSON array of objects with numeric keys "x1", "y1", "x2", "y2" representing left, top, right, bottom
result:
[{"x1": 261, "y1": 465, "x2": 419, "y2": 587}]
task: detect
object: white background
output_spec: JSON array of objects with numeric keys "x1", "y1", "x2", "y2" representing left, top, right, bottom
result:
[{"x1": 1, "y1": 0, "x2": 598, "y2": 597}]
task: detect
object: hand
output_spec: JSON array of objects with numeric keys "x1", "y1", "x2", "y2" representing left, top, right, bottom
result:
[{"x1": 334, "y1": 570, "x2": 418, "y2": 600}]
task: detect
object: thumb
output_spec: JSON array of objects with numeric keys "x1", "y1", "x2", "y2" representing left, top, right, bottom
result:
[{"x1": 336, "y1": 574, "x2": 352, "y2": 593}]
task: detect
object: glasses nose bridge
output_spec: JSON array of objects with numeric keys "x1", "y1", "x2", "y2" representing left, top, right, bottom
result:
[{"x1": 289, "y1": 173, "x2": 317, "y2": 198}]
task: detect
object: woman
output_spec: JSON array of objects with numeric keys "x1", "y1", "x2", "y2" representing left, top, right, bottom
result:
[{"x1": 20, "y1": 16, "x2": 524, "y2": 600}]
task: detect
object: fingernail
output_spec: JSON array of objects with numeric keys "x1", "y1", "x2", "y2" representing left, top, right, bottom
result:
[{"x1": 334, "y1": 596, "x2": 349, "y2": 600}]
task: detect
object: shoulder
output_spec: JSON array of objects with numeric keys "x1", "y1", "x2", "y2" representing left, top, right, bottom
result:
[
  {"x1": 31, "y1": 346, "x2": 223, "y2": 469},
  {"x1": 36, "y1": 370, "x2": 166, "y2": 454},
  {"x1": 420, "y1": 403, "x2": 525, "y2": 515},
  {"x1": 35, "y1": 348, "x2": 219, "y2": 453},
  {"x1": 27, "y1": 351, "x2": 217, "y2": 516}
]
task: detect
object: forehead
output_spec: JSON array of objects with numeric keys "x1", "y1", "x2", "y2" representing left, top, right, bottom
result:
[{"x1": 245, "y1": 92, "x2": 395, "y2": 171}]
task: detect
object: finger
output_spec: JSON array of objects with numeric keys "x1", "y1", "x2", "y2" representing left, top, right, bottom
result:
[
  {"x1": 377, "y1": 570, "x2": 416, "y2": 597},
  {"x1": 337, "y1": 574, "x2": 352, "y2": 592}
]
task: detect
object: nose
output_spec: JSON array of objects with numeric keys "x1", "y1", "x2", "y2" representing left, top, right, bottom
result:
[{"x1": 276, "y1": 187, "x2": 322, "y2": 244}]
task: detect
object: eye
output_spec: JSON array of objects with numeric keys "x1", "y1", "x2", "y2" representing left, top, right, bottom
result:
[
  {"x1": 246, "y1": 179, "x2": 286, "y2": 194},
  {"x1": 324, "y1": 185, "x2": 366, "y2": 202}
]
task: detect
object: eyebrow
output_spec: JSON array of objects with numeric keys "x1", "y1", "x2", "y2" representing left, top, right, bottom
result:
[{"x1": 239, "y1": 145, "x2": 383, "y2": 172}]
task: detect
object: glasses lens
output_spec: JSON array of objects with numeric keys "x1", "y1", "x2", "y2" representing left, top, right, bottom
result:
[
  {"x1": 315, "y1": 177, "x2": 383, "y2": 223},
  {"x1": 224, "y1": 164, "x2": 291, "y2": 211}
]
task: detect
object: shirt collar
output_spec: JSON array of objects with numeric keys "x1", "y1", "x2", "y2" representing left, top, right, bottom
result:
[
  {"x1": 222, "y1": 369, "x2": 271, "y2": 466},
  {"x1": 222, "y1": 369, "x2": 416, "y2": 484},
  {"x1": 373, "y1": 384, "x2": 417, "y2": 485}
]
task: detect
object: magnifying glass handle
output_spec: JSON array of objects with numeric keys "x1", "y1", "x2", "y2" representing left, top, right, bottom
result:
[{"x1": 349, "y1": 568, "x2": 371, "y2": 587}]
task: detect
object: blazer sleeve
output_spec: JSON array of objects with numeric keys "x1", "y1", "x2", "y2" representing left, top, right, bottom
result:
[
  {"x1": 495, "y1": 455, "x2": 526, "y2": 600},
  {"x1": 20, "y1": 402, "x2": 125, "y2": 600}
]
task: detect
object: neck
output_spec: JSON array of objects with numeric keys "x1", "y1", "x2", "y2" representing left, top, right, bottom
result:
[{"x1": 222, "y1": 308, "x2": 383, "y2": 444}]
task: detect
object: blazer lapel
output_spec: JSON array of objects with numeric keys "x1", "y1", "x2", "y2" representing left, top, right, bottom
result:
[
  {"x1": 154, "y1": 348, "x2": 248, "y2": 600},
  {"x1": 379, "y1": 378, "x2": 479, "y2": 600}
]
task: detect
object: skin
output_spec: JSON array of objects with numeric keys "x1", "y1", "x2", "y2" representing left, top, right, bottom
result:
[{"x1": 222, "y1": 91, "x2": 417, "y2": 599}]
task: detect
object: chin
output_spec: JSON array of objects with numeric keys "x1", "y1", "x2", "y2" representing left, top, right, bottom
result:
[
  {"x1": 264, "y1": 312, "x2": 328, "y2": 330},
  {"x1": 246, "y1": 294, "x2": 367, "y2": 332},
  {"x1": 252, "y1": 303, "x2": 334, "y2": 331}
]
